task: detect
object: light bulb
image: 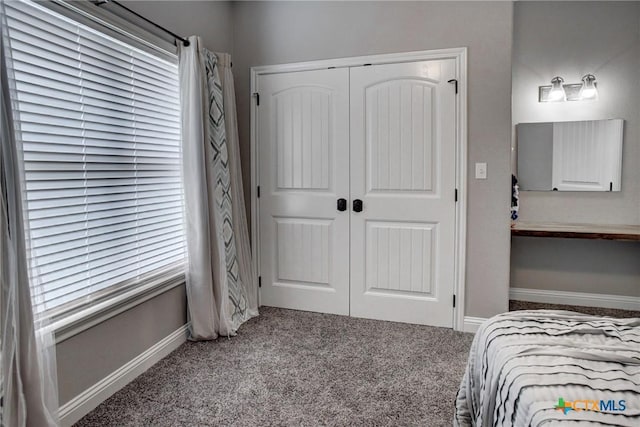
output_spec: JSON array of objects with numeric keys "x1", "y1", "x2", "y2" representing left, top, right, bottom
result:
[
  {"x1": 548, "y1": 76, "x2": 566, "y2": 102},
  {"x1": 579, "y1": 74, "x2": 598, "y2": 100}
]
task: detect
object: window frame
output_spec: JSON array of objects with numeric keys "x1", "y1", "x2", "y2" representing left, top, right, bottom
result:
[
  {"x1": 45, "y1": 0, "x2": 177, "y2": 61},
  {"x1": 48, "y1": 269, "x2": 185, "y2": 343},
  {"x1": 6, "y1": 0, "x2": 187, "y2": 341}
]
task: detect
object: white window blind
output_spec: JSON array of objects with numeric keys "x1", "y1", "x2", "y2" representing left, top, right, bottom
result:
[{"x1": 4, "y1": 0, "x2": 186, "y2": 316}]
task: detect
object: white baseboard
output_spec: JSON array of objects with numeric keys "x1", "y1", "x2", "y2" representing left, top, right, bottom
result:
[
  {"x1": 59, "y1": 324, "x2": 190, "y2": 427},
  {"x1": 510, "y1": 288, "x2": 640, "y2": 312},
  {"x1": 462, "y1": 316, "x2": 487, "y2": 333}
]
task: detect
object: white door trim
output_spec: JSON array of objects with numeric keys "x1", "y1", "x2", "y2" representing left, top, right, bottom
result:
[{"x1": 250, "y1": 47, "x2": 468, "y2": 331}]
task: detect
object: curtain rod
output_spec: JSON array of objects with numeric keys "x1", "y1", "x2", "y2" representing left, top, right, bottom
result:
[{"x1": 95, "y1": 0, "x2": 190, "y2": 46}]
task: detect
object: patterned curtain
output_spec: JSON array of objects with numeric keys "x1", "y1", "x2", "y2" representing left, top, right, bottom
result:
[
  {"x1": 178, "y1": 37, "x2": 257, "y2": 340},
  {"x1": 202, "y1": 50, "x2": 255, "y2": 332}
]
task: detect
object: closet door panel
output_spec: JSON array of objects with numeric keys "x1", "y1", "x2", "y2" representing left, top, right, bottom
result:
[
  {"x1": 366, "y1": 80, "x2": 436, "y2": 192},
  {"x1": 257, "y1": 68, "x2": 350, "y2": 315},
  {"x1": 350, "y1": 59, "x2": 457, "y2": 327}
]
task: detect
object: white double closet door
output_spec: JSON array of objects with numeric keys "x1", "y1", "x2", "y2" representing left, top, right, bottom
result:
[{"x1": 257, "y1": 59, "x2": 457, "y2": 327}]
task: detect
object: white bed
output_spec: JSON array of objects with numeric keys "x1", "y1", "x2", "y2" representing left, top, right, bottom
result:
[{"x1": 454, "y1": 310, "x2": 640, "y2": 426}]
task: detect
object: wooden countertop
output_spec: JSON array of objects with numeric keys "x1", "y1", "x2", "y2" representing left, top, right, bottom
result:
[{"x1": 511, "y1": 222, "x2": 640, "y2": 241}]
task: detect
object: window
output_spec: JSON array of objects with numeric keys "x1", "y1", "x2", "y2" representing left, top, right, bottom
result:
[{"x1": 4, "y1": 0, "x2": 186, "y2": 317}]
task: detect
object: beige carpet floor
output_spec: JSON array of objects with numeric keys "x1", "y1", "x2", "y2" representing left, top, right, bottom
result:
[
  {"x1": 75, "y1": 307, "x2": 474, "y2": 426},
  {"x1": 75, "y1": 302, "x2": 638, "y2": 426}
]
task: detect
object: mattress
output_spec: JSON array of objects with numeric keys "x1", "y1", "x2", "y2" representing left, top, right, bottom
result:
[{"x1": 454, "y1": 310, "x2": 640, "y2": 426}]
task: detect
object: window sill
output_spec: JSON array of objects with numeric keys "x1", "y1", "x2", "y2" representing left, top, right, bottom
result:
[{"x1": 47, "y1": 272, "x2": 186, "y2": 344}]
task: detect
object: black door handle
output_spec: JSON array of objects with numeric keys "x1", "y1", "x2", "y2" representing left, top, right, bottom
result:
[
  {"x1": 337, "y1": 198, "x2": 347, "y2": 211},
  {"x1": 353, "y1": 199, "x2": 363, "y2": 212}
]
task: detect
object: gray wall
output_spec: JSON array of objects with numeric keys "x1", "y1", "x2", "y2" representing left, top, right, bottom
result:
[
  {"x1": 57, "y1": 285, "x2": 187, "y2": 405},
  {"x1": 511, "y1": 1, "x2": 640, "y2": 296},
  {"x1": 55, "y1": 0, "x2": 234, "y2": 406},
  {"x1": 232, "y1": 1, "x2": 514, "y2": 319},
  {"x1": 111, "y1": 1, "x2": 234, "y2": 53},
  {"x1": 511, "y1": 237, "x2": 640, "y2": 297}
]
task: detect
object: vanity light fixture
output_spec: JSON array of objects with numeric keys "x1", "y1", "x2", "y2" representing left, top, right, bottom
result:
[
  {"x1": 579, "y1": 74, "x2": 598, "y2": 100},
  {"x1": 539, "y1": 74, "x2": 598, "y2": 102},
  {"x1": 547, "y1": 76, "x2": 566, "y2": 102}
]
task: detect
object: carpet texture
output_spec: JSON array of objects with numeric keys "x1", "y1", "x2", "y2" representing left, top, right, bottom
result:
[
  {"x1": 75, "y1": 307, "x2": 474, "y2": 426},
  {"x1": 509, "y1": 300, "x2": 640, "y2": 318}
]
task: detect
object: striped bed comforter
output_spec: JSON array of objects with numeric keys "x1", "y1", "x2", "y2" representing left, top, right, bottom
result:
[{"x1": 454, "y1": 310, "x2": 640, "y2": 426}]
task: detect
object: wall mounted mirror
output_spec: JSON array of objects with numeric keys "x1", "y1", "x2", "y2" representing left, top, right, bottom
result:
[{"x1": 515, "y1": 119, "x2": 624, "y2": 192}]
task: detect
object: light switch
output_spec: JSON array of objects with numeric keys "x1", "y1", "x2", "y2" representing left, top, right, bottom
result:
[{"x1": 475, "y1": 162, "x2": 487, "y2": 179}]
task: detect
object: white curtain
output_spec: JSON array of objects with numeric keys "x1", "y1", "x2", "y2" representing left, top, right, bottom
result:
[
  {"x1": 1, "y1": 0, "x2": 59, "y2": 423},
  {"x1": 178, "y1": 36, "x2": 258, "y2": 340},
  {"x1": 217, "y1": 53, "x2": 259, "y2": 320}
]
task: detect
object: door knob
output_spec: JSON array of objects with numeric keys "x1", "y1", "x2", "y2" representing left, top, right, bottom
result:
[
  {"x1": 353, "y1": 199, "x2": 363, "y2": 212},
  {"x1": 337, "y1": 198, "x2": 347, "y2": 211}
]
